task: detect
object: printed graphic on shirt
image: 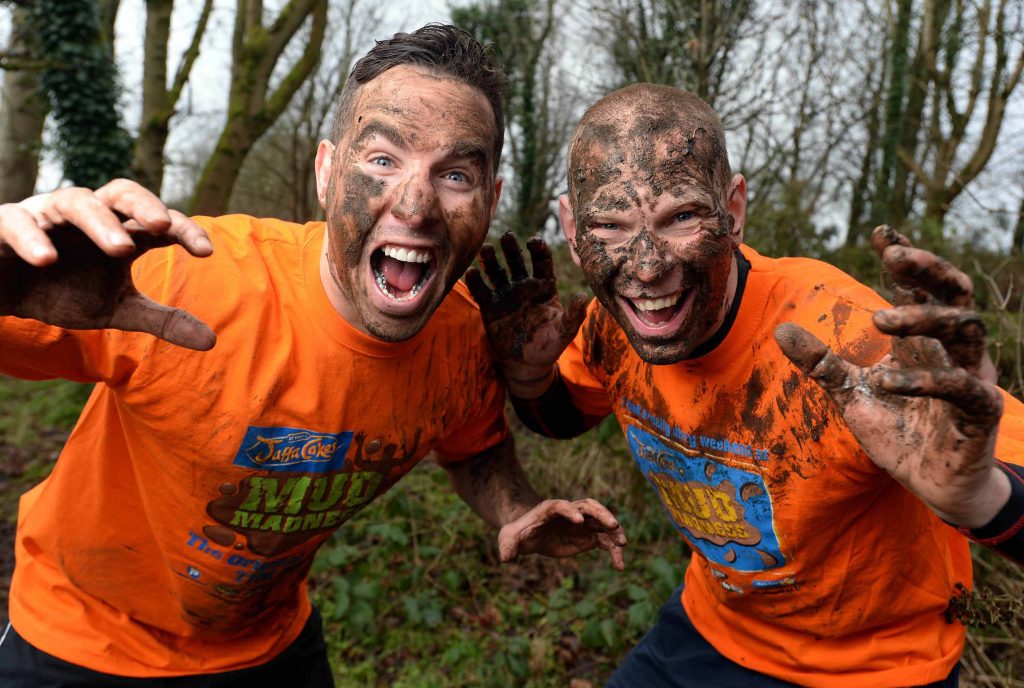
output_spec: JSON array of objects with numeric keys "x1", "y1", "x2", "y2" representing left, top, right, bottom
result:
[
  {"x1": 626, "y1": 424, "x2": 786, "y2": 572},
  {"x1": 201, "y1": 425, "x2": 381, "y2": 557},
  {"x1": 233, "y1": 425, "x2": 353, "y2": 472}
]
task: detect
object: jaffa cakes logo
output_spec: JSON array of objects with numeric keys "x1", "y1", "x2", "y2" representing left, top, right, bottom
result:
[
  {"x1": 234, "y1": 426, "x2": 353, "y2": 473},
  {"x1": 626, "y1": 426, "x2": 786, "y2": 572}
]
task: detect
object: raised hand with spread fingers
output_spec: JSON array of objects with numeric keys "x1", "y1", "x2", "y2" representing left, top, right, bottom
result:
[
  {"x1": 774, "y1": 225, "x2": 1009, "y2": 528},
  {"x1": 0, "y1": 179, "x2": 216, "y2": 351},
  {"x1": 466, "y1": 232, "x2": 589, "y2": 399}
]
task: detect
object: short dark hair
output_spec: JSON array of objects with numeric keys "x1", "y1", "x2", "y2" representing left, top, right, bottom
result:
[{"x1": 330, "y1": 23, "x2": 506, "y2": 174}]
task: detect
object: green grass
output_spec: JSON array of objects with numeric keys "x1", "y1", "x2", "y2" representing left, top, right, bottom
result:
[
  {"x1": 0, "y1": 377, "x2": 92, "y2": 448},
  {"x1": 309, "y1": 424, "x2": 683, "y2": 687}
]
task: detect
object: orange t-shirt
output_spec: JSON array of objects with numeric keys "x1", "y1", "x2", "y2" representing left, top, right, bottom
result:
[
  {"x1": 558, "y1": 245, "x2": 1024, "y2": 688},
  {"x1": 1, "y1": 216, "x2": 508, "y2": 677}
]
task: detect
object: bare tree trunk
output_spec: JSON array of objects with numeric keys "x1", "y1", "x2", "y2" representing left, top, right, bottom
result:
[
  {"x1": 0, "y1": 8, "x2": 47, "y2": 203},
  {"x1": 846, "y1": 38, "x2": 886, "y2": 246},
  {"x1": 869, "y1": 0, "x2": 912, "y2": 228},
  {"x1": 100, "y1": 0, "x2": 121, "y2": 46},
  {"x1": 1011, "y1": 192, "x2": 1023, "y2": 255},
  {"x1": 896, "y1": 0, "x2": 1023, "y2": 232},
  {"x1": 134, "y1": 0, "x2": 172, "y2": 193},
  {"x1": 191, "y1": 0, "x2": 328, "y2": 216},
  {"x1": 133, "y1": 0, "x2": 213, "y2": 194}
]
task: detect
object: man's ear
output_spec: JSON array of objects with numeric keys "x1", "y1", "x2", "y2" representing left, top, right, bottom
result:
[
  {"x1": 558, "y1": 194, "x2": 581, "y2": 267},
  {"x1": 314, "y1": 140, "x2": 336, "y2": 209},
  {"x1": 489, "y1": 177, "x2": 504, "y2": 221},
  {"x1": 726, "y1": 173, "x2": 747, "y2": 246}
]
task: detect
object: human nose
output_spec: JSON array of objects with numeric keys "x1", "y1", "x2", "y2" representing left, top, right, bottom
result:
[
  {"x1": 390, "y1": 170, "x2": 440, "y2": 229},
  {"x1": 627, "y1": 231, "x2": 670, "y2": 284}
]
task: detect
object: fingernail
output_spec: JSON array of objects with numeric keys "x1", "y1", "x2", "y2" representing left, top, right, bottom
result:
[
  {"x1": 109, "y1": 233, "x2": 133, "y2": 247},
  {"x1": 30, "y1": 243, "x2": 53, "y2": 261},
  {"x1": 195, "y1": 236, "x2": 213, "y2": 251}
]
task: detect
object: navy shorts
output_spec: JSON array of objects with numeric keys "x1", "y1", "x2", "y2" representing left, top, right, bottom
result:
[
  {"x1": 0, "y1": 607, "x2": 334, "y2": 687},
  {"x1": 607, "y1": 587, "x2": 960, "y2": 688}
]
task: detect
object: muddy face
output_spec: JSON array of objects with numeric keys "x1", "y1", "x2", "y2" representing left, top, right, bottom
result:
[
  {"x1": 317, "y1": 65, "x2": 499, "y2": 341},
  {"x1": 568, "y1": 119, "x2": 739, "y2": 364}
]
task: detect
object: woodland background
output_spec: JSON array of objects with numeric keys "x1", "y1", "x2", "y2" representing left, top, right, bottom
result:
[{"x1": 0, "y1": 0, "x2": 1022, "y2": 685}]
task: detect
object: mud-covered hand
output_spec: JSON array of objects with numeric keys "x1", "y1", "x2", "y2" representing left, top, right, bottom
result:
[
  {"x1": 775, "y1": 225, "x2": 1009, "y2": 528},
  {"x1": 498, "y1": 498, "x2": 627, "y2": 570},
  {"x1": 0, "y1": 179, "x2": 216, "y2": 350},
  {"x1": 465, "y1": 232, "x2": 588, "y2": 398}
]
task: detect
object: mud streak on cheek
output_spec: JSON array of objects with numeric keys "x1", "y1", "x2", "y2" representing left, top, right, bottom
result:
[
  {"x1": 576, "y1": 234, "x2": 627, "y2": 308},
  {"x1": 326, "y1": 170, "x2": 385, "y2": 287},
  {"x1": 447, "y1": 207, "x2": 474, "y2": 287}
]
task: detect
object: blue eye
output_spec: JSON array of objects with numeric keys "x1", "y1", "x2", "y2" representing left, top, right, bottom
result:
[
  {"x1": 445, "y1": 171, "x2": 468, "y2": 183},
  {"x1": 600, "y1": 223, "x2": 618, "y2": 230},
  {"x1": 371, "y1": 156, "x2": 394, "y2": 167},
  {"x1": 675, "y1": 211, "x2": 694, "y2": 222}
]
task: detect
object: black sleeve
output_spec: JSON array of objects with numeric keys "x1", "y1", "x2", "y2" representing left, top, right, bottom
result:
[
  {"x1": 958, "y1": 461, "x2": 1024, "y2": 565},
  {"x1": 510, "y1": 366, "x2": 606, "y2": 439}
]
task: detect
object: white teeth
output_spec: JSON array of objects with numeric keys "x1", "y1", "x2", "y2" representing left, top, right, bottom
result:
[
  {"x1": 632, "y1": 294, "x2": 680, "y2": 311},
  {"x1": 382, "y1": 245, "x2": 430, "y2": 263},
  {"x1": 374, "y1": 259, "x2": 430, "y2": 301}
]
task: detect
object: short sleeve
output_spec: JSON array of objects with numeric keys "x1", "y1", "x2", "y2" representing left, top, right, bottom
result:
[
  {"x1": 557, "y1": 302, "x2": 615, "y2": 418},
  {"x1": 0, "y1": 236, "x2": 204, "y2": 386},
  {"x1": 432, "y1": 326, "x2": 510, "y2": 464},
  {"x1": 996, "y1": 390, "x2": 1024, "y2": 468}
]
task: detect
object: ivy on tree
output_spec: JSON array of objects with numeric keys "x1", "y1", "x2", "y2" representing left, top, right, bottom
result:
[{"x1": 29, "y1": 0, "x2": 133, "y2": 189}]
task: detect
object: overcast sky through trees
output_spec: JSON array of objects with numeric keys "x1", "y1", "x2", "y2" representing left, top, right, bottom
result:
[{"x1": 1, "y1": 1, "x2": 1021, "y2": 249}]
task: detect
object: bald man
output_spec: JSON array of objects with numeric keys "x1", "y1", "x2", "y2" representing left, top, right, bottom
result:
[{"x1": 466, "y1": 83, "x2": 1024, "y2": 688}]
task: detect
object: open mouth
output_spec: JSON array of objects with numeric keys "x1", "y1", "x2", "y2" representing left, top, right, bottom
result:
[
  {"x1": 370, "y1": 244, "x2": 435, "y2": 302},
  {"x1": 629, "y1": 291, "x2": 684, "y2": 325},
  {"x1": 620, "y1": 289, "x2": 693, "y2": 335}
]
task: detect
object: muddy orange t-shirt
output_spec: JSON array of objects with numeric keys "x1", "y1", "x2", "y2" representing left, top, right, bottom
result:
[
  {"x1": 0, "y1": 216, "x2": 508, "y2": 677},
  {"x1": 557, "y1": 245, "x2": 1024, "y2": 688}
]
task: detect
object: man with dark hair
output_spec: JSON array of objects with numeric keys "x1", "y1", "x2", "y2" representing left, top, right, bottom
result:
[
  {"x1": 469, "y1": 82, "x2": 1024, "y2": 687},
  {"x1": 0, "y1": 24, "x2": 625, "y2": 687},
  {"x1": 330, "y1": 23, "x2": 506, "y2": 172}
]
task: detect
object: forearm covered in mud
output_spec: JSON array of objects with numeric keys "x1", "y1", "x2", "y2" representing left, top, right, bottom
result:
[
  {"x1": 510, "y1": 365, "x2": 605, "y2": 440},
  {"x1": 445, "y1": 435, "x2": 541, "y2": 528},
  {"x1": 957, "y1": 461, "x2": 1024, "y2": 565}
]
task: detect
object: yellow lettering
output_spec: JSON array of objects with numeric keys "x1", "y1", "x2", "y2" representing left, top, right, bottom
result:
[
  {"x1": 707, "y1": 489, "x2": 738, "y2": 522},
  {"x1": 682, "y1": 484, "x2": 711, "y2": 519},
  {"x1": 250, "y1": 436, "x2": 283, "y2": 463}
]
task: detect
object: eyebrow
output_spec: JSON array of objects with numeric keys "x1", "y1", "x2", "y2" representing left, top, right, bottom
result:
[
  {"x1": 445, "y1": 139, "x2": 489, "y2": 172},
  {"x1": 352, "y1": 120, "x2": 406, "y2": 149},
  {"x1": 670, "y1": 186, "x2": 716, "y2": 207}
]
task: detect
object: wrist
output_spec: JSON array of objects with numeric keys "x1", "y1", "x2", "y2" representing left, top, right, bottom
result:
[
  {"x1": 940, "y1": 465, "x2": 1012, "y2": 529},
  {"x1": 503, "y1": 363, "x2": 557, "y2": 400},
  {"x1": 501, "y1": 497, "x2": 542, "y2": 526}
]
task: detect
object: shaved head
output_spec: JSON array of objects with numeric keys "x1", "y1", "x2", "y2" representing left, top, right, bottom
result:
[
  {"x1": 567, "y1": 84, "x2": 732, "y2": 218},
  {"x1": 560, "y1": 83, "x2": 746, "y2": 364}
]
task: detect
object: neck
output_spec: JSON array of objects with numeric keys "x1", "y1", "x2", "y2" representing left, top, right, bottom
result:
[
  {"x1": 683, "y1": 248, "x2": 744, "y2": 360},
  {"x1": 319, "y1": 232, "x2": 367, "y2": 335}
]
